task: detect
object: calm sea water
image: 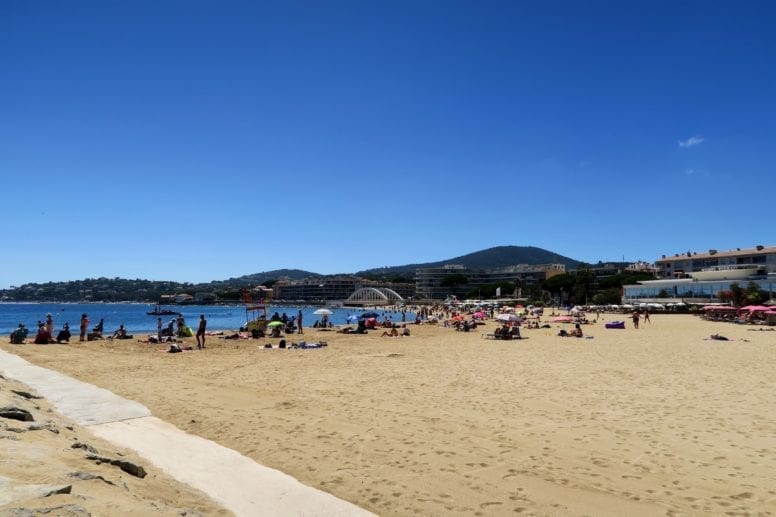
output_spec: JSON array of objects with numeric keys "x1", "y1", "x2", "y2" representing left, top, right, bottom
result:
[{"x1": 0, "y1": 303, "x2": 414, "y2": 335}]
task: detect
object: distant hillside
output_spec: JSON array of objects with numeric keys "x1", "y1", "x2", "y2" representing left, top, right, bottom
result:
[
  {"x1": 198, "y1": 269, "x2": 319, "y2": 290},
  {"x1": 358, "y1": 246, "x2": 582, "y2": 277},
  {"x1": 0, "y1": 269, "x2": 321, "y2": 303}
]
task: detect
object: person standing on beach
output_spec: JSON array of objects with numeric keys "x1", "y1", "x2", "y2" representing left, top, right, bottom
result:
[
  {"x1": 45, "y1": 313, "x2": 54, "y2": 337},
  {"x1": 632, "y1": 311, "x2": 640, "y2": 329},
  {"x1": 643, "y1": 309, "x2": 651, "y2": 324},
  {"x1": 157, "y1": 317, "x2": 163, "y2": 341},
  {"x1": 196, "y1": 314, "x2": 207, "y2": 349},
  {"x1": 297, "y1": 309, "x2": 303, "y2": 334},
  {"x1": 79, "y1": 314, "x2": 89, "y2": 341}
]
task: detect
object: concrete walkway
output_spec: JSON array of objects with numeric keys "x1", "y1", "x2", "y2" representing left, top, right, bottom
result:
[{"x1": 0, "y1": 349, "x2": 374, "y2": 517}]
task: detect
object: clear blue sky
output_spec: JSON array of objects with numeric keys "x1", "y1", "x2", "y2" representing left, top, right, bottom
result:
[{"x1": 2, "y1": 1, "x2": 774, "y2": 288}]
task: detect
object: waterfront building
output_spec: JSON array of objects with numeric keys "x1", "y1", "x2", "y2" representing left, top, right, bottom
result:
[
  {"x1": 655, "y1": 245, "x2": 776, "y2": 278},
  {"x1": 415, "y1": 263, "x2": 565, "y2": 301},
  {"x1": 625, "y1": 245, "x2": 776, "y2": 304},
  {"x1": 272, "y1": 276, "x2": 413, "y2": 303}
]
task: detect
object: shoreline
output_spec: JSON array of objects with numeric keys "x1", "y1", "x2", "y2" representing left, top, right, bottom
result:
[{"x1": 3, "y1": 314, "x2": 776, "y2": 515}]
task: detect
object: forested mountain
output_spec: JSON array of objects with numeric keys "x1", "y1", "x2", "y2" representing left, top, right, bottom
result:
[{"x1": 358, "y1": 246, "x2": 582, "y2": 278}]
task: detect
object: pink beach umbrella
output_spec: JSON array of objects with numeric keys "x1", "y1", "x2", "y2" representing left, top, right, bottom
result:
[
  {"x1": 472, "y1": 311, "x2": 487, "y2": 319},
  {"x1": 739, "y1": 305, "x2": 771, "y2": 313}
]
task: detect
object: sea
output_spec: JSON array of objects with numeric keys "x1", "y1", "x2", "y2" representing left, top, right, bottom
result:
[{"x1": 0, "y1": 303, "x2": 415, "y2": 335}]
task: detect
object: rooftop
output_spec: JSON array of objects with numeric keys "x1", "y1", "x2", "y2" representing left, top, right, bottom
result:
[{"x1": 656, "y1": 245, "x2": 776, "y2": 263}]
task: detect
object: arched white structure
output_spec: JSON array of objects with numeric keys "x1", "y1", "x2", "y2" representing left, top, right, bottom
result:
[
  {"x1": 377, "y1": 288, "x2": 404, "y2": 303},
  {"x1": 345, "y1": 287, "x2": 404, "y2": 306}
]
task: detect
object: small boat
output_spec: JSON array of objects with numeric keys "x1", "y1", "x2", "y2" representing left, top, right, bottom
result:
[{"x1": 146, "y1": 306, "x2": 181, "y2": 316}]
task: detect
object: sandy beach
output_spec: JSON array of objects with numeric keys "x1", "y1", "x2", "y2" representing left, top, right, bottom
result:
[{"x1": 3, "y1": 313, "x2": 776, "y2": 515}]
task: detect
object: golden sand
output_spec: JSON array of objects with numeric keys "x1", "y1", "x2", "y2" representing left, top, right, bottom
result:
[{"x1": 4, "y1": 313, "x2": 776, "y2": 515}]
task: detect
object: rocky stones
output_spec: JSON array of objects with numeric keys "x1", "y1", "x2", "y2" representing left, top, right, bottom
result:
[
  {"x1": 70, "y1": 442, "x2": 98, "y2": 454},
  {"x1": 10, "y1": 390, "x2": 42, "y2": 400},
  {"x1": 0, "y1": 476, "x2": 72, "y2": 505},
  {"x1": 67, "y1": 471, "x2": 116, "y2": 486},
  {"x1": 0, "y1": 406, "x2": 33, "y2": 422},
  {"x1": 84, "y1": 455, "x2": 147, "y2": 478},
  {"x1": 0, "y1": 503, "x2": 91, "y2": 516}
]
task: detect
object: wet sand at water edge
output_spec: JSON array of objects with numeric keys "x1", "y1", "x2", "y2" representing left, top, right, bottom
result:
[{"x1": 3, "y1": 313, "x2": 776, "y2": 515}]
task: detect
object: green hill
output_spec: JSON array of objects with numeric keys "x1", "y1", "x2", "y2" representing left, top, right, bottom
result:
[{"x1": 358, "y1": 246, "x2": 582, "y2": 277}]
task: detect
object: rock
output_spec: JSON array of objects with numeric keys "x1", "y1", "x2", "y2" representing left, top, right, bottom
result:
[
  {"x1": 178, "y1": 510, "x2": 205, "y2": 517},
  {"x1": 0, "y1": 407, "x2": 34, "y2": 422},
  {"x1": 70, "y1": 442, "x2": 98, "y2": 454},
  {"x1": 85, "y1": 455, "x2": 147, "y2": 478},
  {"x1": 112, "y1": 459, "x2": 147, "y2": 478},
  {"x1": 27, "y1": 423, "x2": 59, "y2": 434},
  {"x1": 0, "y1": 504, "x2": 91, "y2": 516},
  {"x1": 10, "y1": 390, "x2": 42, "y2": 400},
  {"x1": 41, "y1": 485, "x2": 72, "y2": 497},
  {"x1": 0, "y1": 476, "x2": 72, "y2": 506},
  {"x1": 67, "y1": 472, "x2": 116, "y2": 486}
]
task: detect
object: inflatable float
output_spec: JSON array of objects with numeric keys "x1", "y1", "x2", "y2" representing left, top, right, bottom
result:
[{"x1": 605, "y1": 321, "x2": 626, "y2": 329}]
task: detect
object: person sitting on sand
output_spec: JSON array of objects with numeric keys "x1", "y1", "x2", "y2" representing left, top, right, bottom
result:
[
  {"x1": 56, "y1": 323, "x2": 71, "y2": 343},
  {"x1": 34, "y1": 323, "x2": 53, "y2": 344},
  {"x1": 381, "y1": 328, "x2": 399, "y2": 337},
  {"x1": 112, "y1": 324, "x2": 129, "y2": 339},
  {"x1": 10, "y1": 324, "x2": 28, "y2": 344},
  {"x1": 401, "y1": 325, "x2": 410, "y2": 336},
  {"x1": 568, "y1": 323, "x2": 583, "y2": 338}
]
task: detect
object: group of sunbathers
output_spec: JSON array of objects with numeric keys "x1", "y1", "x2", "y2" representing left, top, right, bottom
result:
[
  {"x1": 494, "y1": 324, "x2": 521, "y2": 340},
  {"x1": 558, "y1": 324, "x2": 584, "y2": 338},
  {"x1": 380, "y1": 325, "x2": 411, "y2": 337}
]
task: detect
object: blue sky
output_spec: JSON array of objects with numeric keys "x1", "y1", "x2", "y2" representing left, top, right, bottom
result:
[{"x1": 1, "y1": 1, "x2": 774, "y2": 288}]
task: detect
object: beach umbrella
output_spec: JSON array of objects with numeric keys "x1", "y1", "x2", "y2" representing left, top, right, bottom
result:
[
  {"x1": 267, "y1": 321, "x2": 284, "y2": 327},
  {"x1": 472, "y1": 311, "x2": 487, "y2": 319},
  {"x1": 314, "y1": 308, "x2": 333, "y2": 316},
  {"x1": 346, "y1": 315, "x2": 359, "y2": 323},
  {"x1": 740, "y1": 305, "x2": 770, "y2": 312},
  {"x1": 361, "y1": 311, "x2": 380, "y2": 319},
  {"x1": 496, "y1": 313, "x2": 521, "y2": 322}
]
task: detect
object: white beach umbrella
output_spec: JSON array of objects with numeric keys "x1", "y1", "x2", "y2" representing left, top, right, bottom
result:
[
  {"x1": 313, "y1": 308, "x2": 333, "y2": 316},
  {"x1": 496, "y1": 313, "x2": 522, "y2": 322}
]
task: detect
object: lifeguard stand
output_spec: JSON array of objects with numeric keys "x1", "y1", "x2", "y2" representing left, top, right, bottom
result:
[{"x1": 242, "y1": 288, "x2": 268, "y2": 333}]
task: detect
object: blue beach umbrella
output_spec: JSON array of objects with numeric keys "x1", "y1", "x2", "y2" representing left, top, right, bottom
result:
[
  {"x1": 360, "y1": 311, "x2": 380, "y2": 319},
  {"x1": 346, "y1": 315, "x2": 359, "y2": 323}
]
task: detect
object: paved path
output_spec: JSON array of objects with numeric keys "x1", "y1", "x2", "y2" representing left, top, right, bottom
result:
[{"x1": 0, "y1": 349, "x2": 374, "y2": 517}]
